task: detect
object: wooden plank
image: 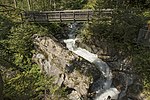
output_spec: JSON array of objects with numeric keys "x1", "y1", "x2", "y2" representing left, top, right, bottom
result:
[{"x1": 22, "y1": 9, "x2": 112, "y2": 22}]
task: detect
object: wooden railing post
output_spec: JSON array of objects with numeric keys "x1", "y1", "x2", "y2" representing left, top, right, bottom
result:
[
  {"x1": 46, "y1": 13, "x2": 48, "y2": 22},
  {"x1": 33, "y1": 13, "x2": 35, "y2": 22},
  {"x1": 73, "y1": 11, "x2": 75, "y2": 22},
  {"x1": 60, "y1": 11, "x2": 62, "y2": 22},
  {"x1": 87, "y1": 10, "x2": 89, "y2": 22}
]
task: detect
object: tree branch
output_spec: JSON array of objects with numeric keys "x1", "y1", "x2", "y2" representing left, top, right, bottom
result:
[
  {"x1": 0, "y1": 4, "x2": 24, "y2": 12},
  {"x1": 0, "y1": 59, "x2": 24, "y2": 72}
]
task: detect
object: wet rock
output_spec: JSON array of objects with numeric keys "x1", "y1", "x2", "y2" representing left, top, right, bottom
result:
[
  {"x1": 89, "y1": 77, "x2": 105, "y2": 93},
  {"x1": 126, "y1": 83, "x2": 143, "y2": 100},
  {"x1": 68, "y1": 90, "x2": 81, "y2": 100},
  {"x1": 112, "y1": 73, "x2": 127, "y2": 91},
  {"x1": 64, "y1": 71, "x2": 89, "y2": 96}
]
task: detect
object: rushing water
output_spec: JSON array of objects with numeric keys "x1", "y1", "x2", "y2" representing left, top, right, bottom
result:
[{"x1": 64, "y1": 39, "x2": 120, "y2": 100}]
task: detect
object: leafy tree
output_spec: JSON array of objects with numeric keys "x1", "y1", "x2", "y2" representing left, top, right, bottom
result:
[
  {"x1": 60, "y1": 0, "x2": 88, "y2": 10},
  {"x1": 83, "y1": 0, "x2": 97, "y2": 9},
  {"x1": 0, "y1": 6, "x2": 67, "y2": 99},
  {"x1": 3, "y1": 65, "x2": 67, "y2": 100}
]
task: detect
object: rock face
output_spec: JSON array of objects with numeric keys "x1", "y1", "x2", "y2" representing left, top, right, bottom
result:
[
  {"x1": 32, "y1": 35, "x2": 144, "y2": 100},
  {"x1": 32, "y1": 35, "x2": 94, "y2": 99}
]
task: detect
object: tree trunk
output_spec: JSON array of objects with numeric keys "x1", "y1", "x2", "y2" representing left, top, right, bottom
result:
[
  {"x1": 27, "y1": 0, "x2": 31, "y2": 10},
  {"x1": 0, "y1": 72, "x2": 3, "y2": 100},
  {"x1": 13, "y1": 0, "x2": 17, "y2": 8},
  {"x1": 54, "y1": 0, "x2": 56, "y2": 10},
  {"x1": 0, "y1": 59, "x2": 24, "y2": 72},
  {"x1": 49, "y1": 0, "x2": 52, "y2": 10}
]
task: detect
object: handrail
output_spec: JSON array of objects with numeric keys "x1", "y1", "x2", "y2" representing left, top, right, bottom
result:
[{"x1": 22, "y1": 9, "x2": 112, "y2": 22}]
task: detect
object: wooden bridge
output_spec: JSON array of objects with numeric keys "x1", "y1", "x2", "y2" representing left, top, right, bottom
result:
[{"x1": 22, "y1": 9, "x2": 112, "y2": 22}]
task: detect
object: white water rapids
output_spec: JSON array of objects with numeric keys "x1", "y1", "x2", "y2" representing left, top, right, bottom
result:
[{"x1": 64, "y1": 39, "x2": 120, "y2": 100}]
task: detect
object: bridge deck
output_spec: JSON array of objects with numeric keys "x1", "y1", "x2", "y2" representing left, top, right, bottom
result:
[{"x1": 22, "y1": 9, "x2": 112, "y2": 22}]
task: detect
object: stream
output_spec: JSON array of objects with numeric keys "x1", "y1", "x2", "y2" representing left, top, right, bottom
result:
[{"x1": 64, "y1": 38, "x2": 120, "y2": 100}]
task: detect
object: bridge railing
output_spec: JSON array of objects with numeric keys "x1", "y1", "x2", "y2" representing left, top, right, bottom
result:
[{"x1": 22, "y1": 9, "x2": 112, "y2": 22}]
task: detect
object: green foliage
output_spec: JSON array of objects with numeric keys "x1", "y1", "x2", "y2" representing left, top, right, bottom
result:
[
  {"x1": 60, "y1": 0, "x2": 88, "y2": 10},
  {"x1": 0, "y1": 72, "x2": 3, "y2": 100},
  {"x1": 3, "y1": 65, "x2": 66, "y2": 100},
  {"x1": 83, "y1": 0, "x2": 97, "y2": 9},
  {"x1": 0, "y1": 14, "x2": 15, "y2": 69},
  {"x1": 0, "y1": 7, "x2": 67, "y2": 99},
  {"x1": 92, "y1": 9, "x2": 144, "y2": 52},
  {"x1": 1, "y1": 0, "x2": 89, "y2": 11},
  {"x1": 28, "y1": 0, "x2": 54, "y2": 11},
  {"x1": 91, "y1": 0, "x2": 146, "y2": 54},
  {"x1": 132, "y1": 46, "x2": 150, "y2": 88},
  {"x1": 0, "y1": 0, "x2": 52, "y2": 11},
  {"x1": 0, "y1": 23, "x2": 48, "y2": 70},
  {"x1": 0, "y1": 15, "x2": 13, "y2": 39},
  {"x1": 9, "y1": 23, "x2": 47, "y2": 53},
  {"x1": 87, "y1": 0, "x2": 150, "y2": 95}
]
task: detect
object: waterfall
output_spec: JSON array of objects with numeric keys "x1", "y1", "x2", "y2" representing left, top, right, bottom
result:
[{"x1": 64, "y1": 39, "x2": 120, "y2": 100}]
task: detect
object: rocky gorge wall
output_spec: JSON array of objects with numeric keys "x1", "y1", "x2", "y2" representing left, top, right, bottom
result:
[
  {"x1": 32, "y1": 34, "x2": 145, "y2": 100},
  {"x1": 32, "y1": 35, "x2": 97, "y2": 99}
]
